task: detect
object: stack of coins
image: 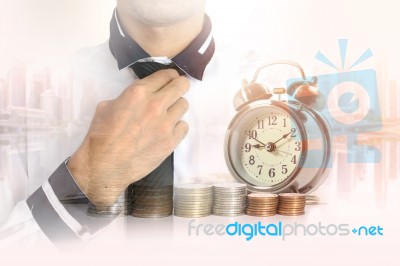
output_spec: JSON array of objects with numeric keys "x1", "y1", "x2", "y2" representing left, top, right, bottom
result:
[
  {"x1": 278, "y1": 193, "x2": 306, "y2": 216},
  {"x1": 212, "y1": 183, "x2": 247, "y2": 216},
  {"x1": 245, "y1": 193, "x2": 279, "y2": 217},
  {"x1": 130, "y1": 183, "x2": 173, "y2": 218},
  {"x1": 173, "y1": 184, "x2": 213, "y2": 218},
  {"x1": 87, "y1": 191, "x2": 131, "y2": 217}
]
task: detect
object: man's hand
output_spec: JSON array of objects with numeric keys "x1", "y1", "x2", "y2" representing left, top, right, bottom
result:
[{"x1": 67, "y1": 69, "x2": 189, "y2": 207}]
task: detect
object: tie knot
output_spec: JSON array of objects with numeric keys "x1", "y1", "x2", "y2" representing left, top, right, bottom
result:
[{"x1": 131, "y1": 61, "x2": 185, "y2": 79}]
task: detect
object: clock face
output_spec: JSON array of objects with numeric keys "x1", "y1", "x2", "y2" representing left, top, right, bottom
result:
[
  {"x1": 240, "y1": 108, "x2": 303, "y2": 186},
  {"x1": 225, "y1": 101, "x2": 307, "y2": 190}
]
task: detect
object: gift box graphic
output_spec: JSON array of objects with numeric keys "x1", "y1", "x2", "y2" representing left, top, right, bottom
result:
[{"x1": 287, "y1": 40, "x2": 382, "y2": 164}]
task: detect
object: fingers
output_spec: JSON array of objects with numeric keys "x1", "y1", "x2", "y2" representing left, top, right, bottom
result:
[
  {"x1": 164, "y1": 97, "x2": 189, "y2": 151},
  {"x1": 156, "y1": 75, "x2": 190, "y2": 107},
  {"x1": 167, "y1": 97, "x2": 189, "y2": 125},
  {"x1": 119, "y1": 69, "x2": 189, "y2": 110},
  {"x1": 173, "y1": 120, "x2": 189, "y2": 145}
]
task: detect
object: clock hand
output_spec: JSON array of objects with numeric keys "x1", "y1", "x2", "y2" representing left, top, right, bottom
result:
[
  {"x1": 276, "y1": 149, "x2": 293, "y2": 156},
  {"x1": 246, "y1": 132, "x2": 267, "y2": 146},
  {"x1": 273, "y1": 132, "x2": 291, "y2": 144},
  {"x1": 273, "y1": 129, "x2": 294, "y2": 144},
  {"x1": 276, "y1": 128, "x2": 298, "y2": 149},
  {"x1": 247, "y1": 132, "x2": 277, "y2": 152},
  {"x1": 251, "y1": 144, "x2": 265, "y2": 149},
  {"x1": 258, "y1": 129, "x2": 293, "y2": 153}
]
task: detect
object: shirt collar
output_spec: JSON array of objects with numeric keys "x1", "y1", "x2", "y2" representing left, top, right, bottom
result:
[{"x1": 109, "y1": 9, "x2": 215, "y2": 81}]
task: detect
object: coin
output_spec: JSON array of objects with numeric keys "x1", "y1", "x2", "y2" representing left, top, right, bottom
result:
[
  {"x1": 86, "y1": 190, "x2": 132, "y2": 217},
  {"x1": 175, "y1": 184, "x2": 211, "y2": 190},
  {"x1": 277, "y1": 193, "x2": 306, "y2": 216},
  {"x1": 173, "y1": 183, "x2": 213, "y2": 218},
  {"x1": 277, "y1": 211, "x2": 306, "y2": 216},
  {"x1": 246, "y1": 211, "x2": 277, "y2": 217},
  {"x1": 131, "y1": 212, "x2": 172, "y2": 218},
  {"x1": 245, "y1": 193, "x2": 279, "y2": 217},
  {"x1": 212, "y1": 183, "x2": 247, "y2": 217},
  {"x1": 130, "y1": 183, "x2": 173, "y2": 218}
]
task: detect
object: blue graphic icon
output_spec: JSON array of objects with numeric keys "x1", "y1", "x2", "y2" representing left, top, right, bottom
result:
[
  {"x1": 287, "y1": 39, "x2": 381, "y2": 163},
  {"x1": 339, "y1": 92, "x2": 360, "y2": 114}
]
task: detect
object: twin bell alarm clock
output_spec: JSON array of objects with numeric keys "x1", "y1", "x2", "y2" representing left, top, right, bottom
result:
[{"x1": 224, "y1": 60, "x2": 332, "y2": 194}]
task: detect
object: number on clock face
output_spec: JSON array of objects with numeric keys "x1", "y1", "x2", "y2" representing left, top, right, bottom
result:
[{"x1": 240, "y1": 110, "x2": 303, "y2": 186}]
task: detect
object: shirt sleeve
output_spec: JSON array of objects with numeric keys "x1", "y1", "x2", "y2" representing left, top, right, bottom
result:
[{"x1": 24, "y1": 158, "x2": 115, "y2": 250}]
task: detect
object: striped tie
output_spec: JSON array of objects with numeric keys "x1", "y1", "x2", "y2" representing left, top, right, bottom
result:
[
  {"x1": 130, "y1": 61, "x2": 183, "y2": 188},
  {"x1": 131, "y1": 61, "x2": 184, "y2": 79},
  {"x1": 127, "y1": 60, "x2": 183, "y2": 217}
]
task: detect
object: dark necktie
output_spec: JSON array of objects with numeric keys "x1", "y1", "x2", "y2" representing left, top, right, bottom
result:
[
  {"x1": 131, "y1": 61, "x2": 181, "y2": 186},
  {"x1": 131, "y1": 61, "x2": 184, "y2": 79},
  {"x1": 128, "y1": 60, "x2": 182, "y2": 218}
]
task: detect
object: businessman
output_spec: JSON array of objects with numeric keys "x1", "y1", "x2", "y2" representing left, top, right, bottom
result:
[{"x1": 0, "y1": 0, "x2": 261, "y2": 249}]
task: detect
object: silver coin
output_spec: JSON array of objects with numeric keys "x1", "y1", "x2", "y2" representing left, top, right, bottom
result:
[
  {"x1": 174, "y1": 191, "x2": 212, "y2": 194},
  {"x1": 174, "y1": 208, "x2": 211, "y2": 212},
  {"x1": 174, "y1": 209, "x2": 212, "y2": 214},
  {"x1": 213, "y1": 201, "x2": 246, "y2": 207},
  {"x1": 212, "y1": 212, "x2": 245, "y2": 217},
  {"x1": 213, "y1": 195, "x2": 247, "y2": 198},
  {"x1": 174, "y1": 213, "x2": 212, "y2": 218},
  {"x1": 212, "y1": 203, "x2": 246, "y2": 207},
  {"x1": 174, "y1": 203, "x2": 213, "y2": 207},
  {"x1": 174, "y1": 213, "x2": 211, "y2": 217},
  {"x1": 174, "y1": 198, "x2": 213, "y2": 202},
  {"x1": 175, "y1": 195, "x2": 212, "y2": 199},
  {"x1": 174, "y1": 210, "x2": 211, "y2": 215},
  {"x1": 174, "y1": 203, "x2": 212, "y2": 208},
  {"x1": 175, "y1": 193, "x2": 213, "y2": 198},
  {"x1": 213, "y1": 183, "x2": 247, "y2": 188},
  {"x1": 214, "y1": 197, "x2": 246, "y2": 201},
  {"x1": 175, "y1": 183, "x2": 212, "y2": 188},
  {"x1": 214, "y1": 194, "x2": 246, "y2": 197},
  {"x1": 175, "y1": 188, "x2": 212, "y2": 192},
  {"x1": 174, "y1": 208, "x2": 212, "y2": 212},
  {"x1": 212, "y1": 207, "x2": 245, "y2": 211}
]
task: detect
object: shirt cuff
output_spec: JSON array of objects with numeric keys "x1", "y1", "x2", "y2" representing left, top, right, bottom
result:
[
  {"x1": 50, "y1": 157, "x2": 88, "y2": 201},
  {"x1": 26, "y1": 159, "x2": 93, "y2": 250}
]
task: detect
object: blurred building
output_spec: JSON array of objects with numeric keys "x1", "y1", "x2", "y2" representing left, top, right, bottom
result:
[
  {"x1": 7, "y1": 65, "x2": 26, "y2": 107},
  {"x1": 26, "y1": 68, "x2": 50, "y2": 109},
  {"x1": 0, "y1": 79, "x2": 7, "y2": 111}
]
